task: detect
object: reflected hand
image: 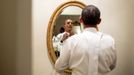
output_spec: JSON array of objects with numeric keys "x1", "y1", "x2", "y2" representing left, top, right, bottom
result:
[{"x1": 61, "y1": 33, "x2": 70, "y2": 42}]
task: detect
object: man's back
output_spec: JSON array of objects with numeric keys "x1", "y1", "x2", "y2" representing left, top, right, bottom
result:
[
  {"x1": 58, "y1": 28, "x2": 116, "y2": 75},
  {"x1": 55, "y1": 5, "x2": 116, "y2": 75}
]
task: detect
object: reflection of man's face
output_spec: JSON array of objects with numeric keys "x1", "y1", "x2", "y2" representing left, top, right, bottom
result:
[{"x1": 64, "y1": 19, "x2": 73, "y2": 32}]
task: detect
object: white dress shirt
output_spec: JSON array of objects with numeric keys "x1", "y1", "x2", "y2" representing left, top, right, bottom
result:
[
  {"x1": 56, "y1": 32, "x2": 70, "y2": 52},
  {"x1": 55, "y1": 28, "x2": 116, "y2": 75},
  {"x1": 57, "y1": 32, "x2": 70, "y2": 42}
]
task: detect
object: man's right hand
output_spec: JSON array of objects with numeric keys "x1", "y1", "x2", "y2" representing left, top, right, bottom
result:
[{"x1": 61, "y1": 32, "x2": 70, "y2": 42}]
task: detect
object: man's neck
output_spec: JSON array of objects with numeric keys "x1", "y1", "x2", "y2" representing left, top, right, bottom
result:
[
  {"x1": 65, "y1": 30, "x2": 74, "y2": 36},
  {"x1": 84, "y1": 25, "x2": 98, "y2": 31},
  {"x1": 65, "y1": 30, "x2": 71, "y2": 33}
]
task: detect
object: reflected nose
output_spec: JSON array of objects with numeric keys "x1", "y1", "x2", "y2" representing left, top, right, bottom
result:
[{"x1": 68, "y1": 23, "x2": 72, "y2": 28}]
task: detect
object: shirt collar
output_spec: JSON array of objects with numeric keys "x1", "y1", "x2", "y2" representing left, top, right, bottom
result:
[{"x1": 83, "y1": 27, "x2": 98, "y2": 32}]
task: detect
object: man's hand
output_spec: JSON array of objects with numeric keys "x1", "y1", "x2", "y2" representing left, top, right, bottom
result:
[{"x1": 61, "y1": 32, "x2": 70, "y2": 42}]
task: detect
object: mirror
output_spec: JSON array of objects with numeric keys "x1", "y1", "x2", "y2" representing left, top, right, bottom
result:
[
  {"x1": 47, "y1": 1, "x2": 86, "y2": 73},
  {"x1": 53, "y1": 6, "x2": 83, "y2": 57}
]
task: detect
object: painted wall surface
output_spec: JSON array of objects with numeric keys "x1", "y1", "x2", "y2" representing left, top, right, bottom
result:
[
  {"x1": 0, "y1": 0, "x2": 31, "y2": 75},
  {"x1": 16, "y1": 0, "x2": 32, "y2": 75},
  {"x1": 0, "y1": 0, "x2": 17, "y2": 75}
]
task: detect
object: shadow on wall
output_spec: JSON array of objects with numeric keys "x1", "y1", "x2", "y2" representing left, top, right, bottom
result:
[{"x1": 0, "y1": 0, "x2": 32, "y2": 75}]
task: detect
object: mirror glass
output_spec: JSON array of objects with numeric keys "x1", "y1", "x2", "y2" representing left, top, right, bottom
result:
[{"x1": 52, "y1": 6, "x2": 83, "y2": 57}]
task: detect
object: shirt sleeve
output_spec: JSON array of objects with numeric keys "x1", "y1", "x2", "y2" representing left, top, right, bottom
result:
[
  {"x1": 57, "y1": 33, "x2": 62, "y2": 41},
  {"x1": 98, "y1": 36, "x2": 117, "y2": 74},
  {"x1": 109, "y1": 39, "x2": 117, "y2": 71},
  {"x1": 55, "y1": 38, "x2": 71, "y2": 73}
]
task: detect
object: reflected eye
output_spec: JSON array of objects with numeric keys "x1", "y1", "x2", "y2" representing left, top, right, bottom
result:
[{"x1": 67, "y1": 22, "x2": 72, "y2": 24}]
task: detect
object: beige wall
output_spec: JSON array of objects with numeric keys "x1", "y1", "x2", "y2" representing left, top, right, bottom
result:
[
  {"x1": 0, "y1": 0, "x2": 31, "y2": 75},
  {"x1": 132, "y1": 1, "x2": 134, "y2": 74},
  {"x1": 0, "y1": 0, "x2": 134, "y2": 75},
  {"x1": 0, "y1": 0, "x2": 17, "y2": 75},
  {"x1": 16, "y1": 0, "x2": 32, "y2": 75}
]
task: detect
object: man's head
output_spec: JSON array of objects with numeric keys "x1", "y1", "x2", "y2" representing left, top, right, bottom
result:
[
  {"x1": 64, "y1": 19, "x2": 73, "y2": 32},
  {"x1": 80, "y1": 5, "x2": 101, "y2": 27}
]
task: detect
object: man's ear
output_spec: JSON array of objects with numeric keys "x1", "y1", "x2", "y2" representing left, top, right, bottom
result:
[
  {"x1": 97, "y1": 18, "x2": 101, "y2": 24},
  {"x1": 96, "y1": 18, "x2": 101, "y2": 31},
  {"x1": 79, "y1": 16, "x2": 83, "y2": 23}
]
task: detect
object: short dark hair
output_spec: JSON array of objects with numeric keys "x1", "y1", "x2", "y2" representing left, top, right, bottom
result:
[{"x1": 81, "y1": 5, "x2": 100, "y2": 26}]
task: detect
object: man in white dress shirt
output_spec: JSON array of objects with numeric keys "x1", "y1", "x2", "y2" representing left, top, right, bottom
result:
[
  {"x1": 57, "y1": 19, "x2": 74, "y2": 43},
  {"x1": 56, "y1": 19, "x2": 74, "y2": 57},
  {"x1": 55, "y1": 5, "x2": 117, "y2": 75}
]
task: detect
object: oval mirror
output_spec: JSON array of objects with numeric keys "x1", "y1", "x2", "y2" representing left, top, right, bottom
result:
[{"x1": 47, "y1": 1, "x2": 86, "y2": 73}]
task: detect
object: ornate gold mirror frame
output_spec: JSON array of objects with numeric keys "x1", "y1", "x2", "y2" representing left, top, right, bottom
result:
[{"x1": 47, "y1": 0, "x2": 86, "y2": 73}]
